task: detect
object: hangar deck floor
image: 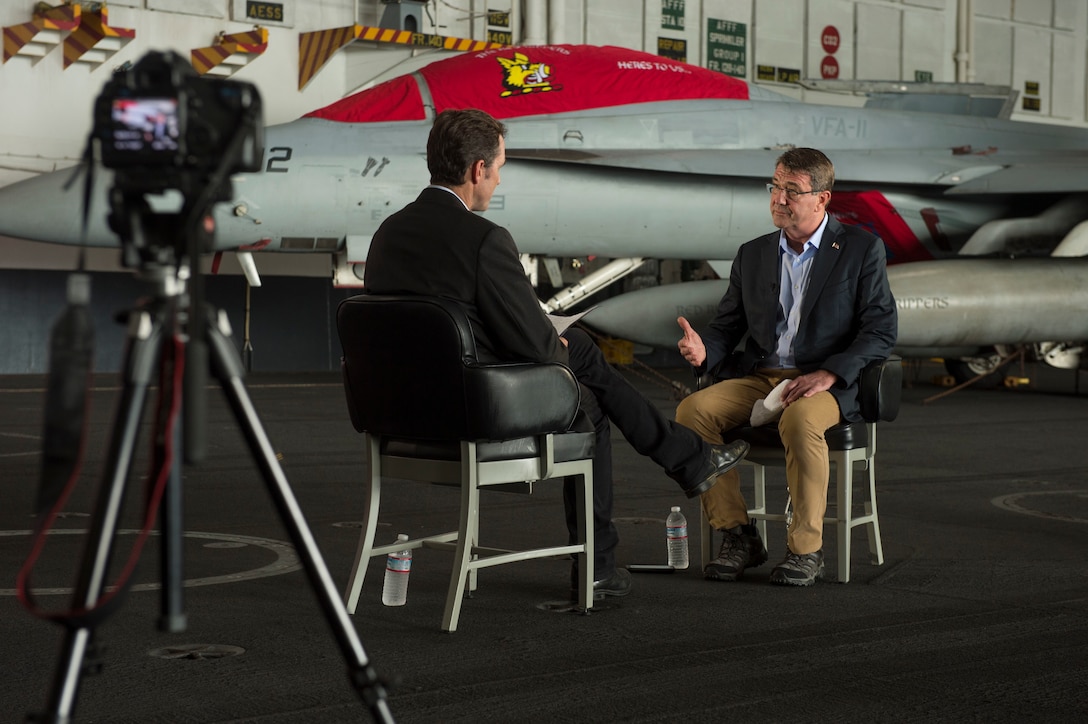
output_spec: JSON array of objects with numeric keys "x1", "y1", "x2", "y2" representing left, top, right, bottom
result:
[{"x1": 2, "y1": 360, "x2": 1086, "y2": 722}]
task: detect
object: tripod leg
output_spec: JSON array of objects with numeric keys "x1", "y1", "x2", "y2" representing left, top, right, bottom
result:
[
  {"x1": 204, "y1": 311, "x2": 394, "y2": 723},
  {"x1": 35, "y1": 308, "x2": 165, "y2": 723},
  {"x1": 158, "y1": 363, "x2": 187, "y2": 634}
]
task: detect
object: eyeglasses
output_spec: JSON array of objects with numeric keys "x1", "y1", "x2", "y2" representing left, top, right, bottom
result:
[{"x1": 766, "y1": 183, "x2": 822, "y2": 200}]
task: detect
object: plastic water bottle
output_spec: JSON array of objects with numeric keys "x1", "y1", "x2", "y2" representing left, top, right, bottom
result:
[
  {"x1": 381, "y1": 534, "x2": 412, "y2": 606},
  {"x1": 666, "y1": 506, "x2": 689, "y2": 569}
]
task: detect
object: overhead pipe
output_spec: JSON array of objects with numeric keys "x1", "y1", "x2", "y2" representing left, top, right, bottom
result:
[
  {"x1": 523, "y1": 0, "x2": 547, "y2": 45},
  {"x1": 955, "y1": 0, "x2": 975, "y2": 83},
  {"x1": 548, "y1": 0, "x2": 565, "y2": 44}
]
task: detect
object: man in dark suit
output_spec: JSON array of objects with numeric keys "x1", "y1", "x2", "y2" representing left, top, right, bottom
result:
[
  {"x1": 675, "y1": 147, "x2": 897, "y2": 587},
  {"x1": 364, "y1": 108, "x2": 749, "y2": 598}
]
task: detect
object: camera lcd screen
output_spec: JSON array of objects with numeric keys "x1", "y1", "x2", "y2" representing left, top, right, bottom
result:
[{"x1": 111, "y1": 98, "x2": 180, "y2": 154}]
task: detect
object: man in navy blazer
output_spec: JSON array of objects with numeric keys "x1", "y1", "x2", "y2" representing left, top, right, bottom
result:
[
  {"x1": 365, "y1": 109, "x2": 749, "y2": 599},
  {"x1": 675, "y1": 148, "x2": 897, "y2": 586}
]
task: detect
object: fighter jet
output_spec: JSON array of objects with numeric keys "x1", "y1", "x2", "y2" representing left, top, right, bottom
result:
[{"x1": 1, "y1": 43, "x2": 1087, "y2": 377}]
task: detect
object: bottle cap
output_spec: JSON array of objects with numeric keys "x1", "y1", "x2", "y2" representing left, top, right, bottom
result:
[{"x1": 671, "y1": 506, "x2": 680, "y2": 512}]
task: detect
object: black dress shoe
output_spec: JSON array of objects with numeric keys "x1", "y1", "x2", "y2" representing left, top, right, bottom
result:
[
  {"x1": 682, "y1": 440, "x2": 750, "y2": 498},
  {"x1": 570, "y1": 566, "x2": 633, "y2": 600}
]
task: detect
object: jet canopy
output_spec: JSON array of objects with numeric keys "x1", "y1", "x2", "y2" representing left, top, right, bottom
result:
[{"x1": 306, "y1": 43, "x2": 750, "y2": 123}]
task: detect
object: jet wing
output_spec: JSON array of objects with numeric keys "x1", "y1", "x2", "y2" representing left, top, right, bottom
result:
[
  {"x1": 943, "y1": 160, "x2": 1088, "y2": 194},
  {"x1": 506, "y1": 147, "x2": 1088, "y2": 194}
]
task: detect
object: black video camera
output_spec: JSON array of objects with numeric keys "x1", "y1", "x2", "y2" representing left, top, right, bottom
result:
[{"x1": 93, "y1": 50, "x2": 263, "y2": 199}]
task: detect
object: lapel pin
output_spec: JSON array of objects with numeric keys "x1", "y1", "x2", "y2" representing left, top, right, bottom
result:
[{"x1": 832, "y1": 242, "x2": 840, "y2": 249}]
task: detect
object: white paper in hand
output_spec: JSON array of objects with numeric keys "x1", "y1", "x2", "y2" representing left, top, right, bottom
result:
[
  {"x1": 750, "y1": 379, "x2": 790, "y2": 427},
  {"x1": 547, "y1": 307, "x2": 596, "y2": 336}
]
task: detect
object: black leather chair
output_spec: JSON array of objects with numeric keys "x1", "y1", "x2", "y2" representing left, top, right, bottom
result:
[
  {"x1": 698, "y1": 357, "x2": 902, "y2": 582},
  {"x1": 337, "y1": 294, "x2": 595, "y2": 631}
]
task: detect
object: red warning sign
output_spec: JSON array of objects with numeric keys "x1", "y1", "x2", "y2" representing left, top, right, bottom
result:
[
  {"x1": 821, "y1": 55, "x2": 839, "y2": 79},
  {"x1": 821, "y1": 25, "x2": 840, "y2": 54}
]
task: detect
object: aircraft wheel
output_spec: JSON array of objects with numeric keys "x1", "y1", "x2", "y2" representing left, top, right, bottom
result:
[
  {"x1": 1037, "y1": 342, "x2": 1083, "y2": 370},
  {"x1": 944, "y1": 352, "x2": 1003, "y2": 388}
]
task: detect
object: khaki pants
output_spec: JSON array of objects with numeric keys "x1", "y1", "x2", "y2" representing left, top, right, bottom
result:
[{"x1": 675, "y1": 370, "x2": 842, "y2": 555}]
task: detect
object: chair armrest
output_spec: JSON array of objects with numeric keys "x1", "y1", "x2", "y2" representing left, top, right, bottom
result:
[
  {"x1": 463, "y1": 362, "x2": 580, "y2": 440},
  {"x1": 346, "y1": 360, "x2": 580, "y2": 441},
  {"x1": 858, "y1": 356, "x2": 902, "y2": 423}
]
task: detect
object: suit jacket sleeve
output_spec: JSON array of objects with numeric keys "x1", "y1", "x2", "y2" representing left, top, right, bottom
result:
[
  {"x1": 702, "y1": 242, "x2": 752, "y2": 376},
  {"x1": 475, "y1": 227, "x2": 568, "y2": 366}
]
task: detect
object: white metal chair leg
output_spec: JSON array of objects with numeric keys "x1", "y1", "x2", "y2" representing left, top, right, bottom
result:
[
  {"x1": 865, "y1": 460, "x2": 884, "y2": 565},
  {"x1": 751, "y1": 465, "x2": 770, "y2": 546},
  {"x1": 575, "y1": 468, "x2": 594, "y2": 612},
  {"x1": 699, "y1": 506, "x2": 714, "y2": 571},
  {"x1": 344, "y1": 435, "x2": 383, "y2": 613},
  {"x1": 835, "y1": 452, "x2": 852, "y2": 583},
  {"x1": 442, "y1": 442, "x2": 480, "y2": 632},
  {"x1": 467, "y1": 489, "x2": 480, "y2": 594}
]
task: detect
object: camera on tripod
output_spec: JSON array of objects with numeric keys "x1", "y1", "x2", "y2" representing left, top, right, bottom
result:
[
  {"x1": 90, "y1": 50, "x2": 264, "y2": 266},
  {"x1": 93, "y1": 50, "x2": 264, "y2": 201}
]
